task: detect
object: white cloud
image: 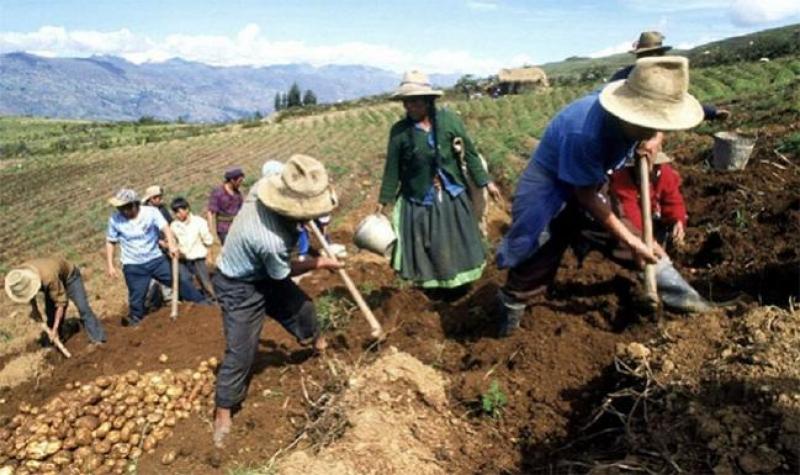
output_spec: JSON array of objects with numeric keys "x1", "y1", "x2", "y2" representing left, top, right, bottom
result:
[
  {"x1": 730, "y1": 0, "x2": 800, "y2": 25},
  {"x1": 588, "y1": 41, "x2": 633, "y2": 58},
  {"x1": 0, "y1": 24, "x2": 529, "y2": 75},
  {"x1": 466, "y1": 1, "x2": 498, "y2": 11}
]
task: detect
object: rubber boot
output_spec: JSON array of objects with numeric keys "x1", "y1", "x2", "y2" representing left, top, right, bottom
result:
[
  {"x1": 655, "y1": 258, "x2": 712, "y2": 313},
  {"x1": 497, "y1": 289, "x2": 526, "y2": 337}
]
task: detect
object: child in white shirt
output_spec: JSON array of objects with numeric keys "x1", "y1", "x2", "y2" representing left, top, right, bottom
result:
[{"x1": 170, "y1": 197, "x2": 215, "y2": 299}]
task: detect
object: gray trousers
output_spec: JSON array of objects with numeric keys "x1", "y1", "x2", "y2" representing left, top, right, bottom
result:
[{"x1": 213, "y1": 272, "x2": 318, "y2": 408}]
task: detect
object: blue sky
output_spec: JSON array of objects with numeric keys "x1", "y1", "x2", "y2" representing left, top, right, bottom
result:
[{"x1": 1, "y1": 0, "x2": 799, "y2": 74}]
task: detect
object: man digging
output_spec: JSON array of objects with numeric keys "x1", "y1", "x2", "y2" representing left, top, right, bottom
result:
[
  {"x1": 5, "y1": 256, "x2": 107, "y2": 347},
  {"x1": 496, "y1": 56, "x2": 712, "y2": 337},
  {"x1": 212, "y1": 154, "x2": 341, "y2": 448}
]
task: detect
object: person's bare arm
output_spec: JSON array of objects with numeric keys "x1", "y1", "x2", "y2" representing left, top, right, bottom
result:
[
  {"x1": 106, "y1": 241, "x2": 118, "y2": 278},
  {"x1": 290, "y1": 256, "x2": 343, "y2": 277},
  {"x1": 50, "y1": 304, "x2": 66, "y2": 334},
  {"x1": 207, "y1": 211, "x2": 218, "y2": 242},
  {"x1": 574, "y1": 186, "x2": 661, "y2": 264}
]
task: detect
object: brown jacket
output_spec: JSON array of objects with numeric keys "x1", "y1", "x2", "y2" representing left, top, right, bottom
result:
[{"x1": 22, "y1": 257, "x2": 75, "y2": 306}]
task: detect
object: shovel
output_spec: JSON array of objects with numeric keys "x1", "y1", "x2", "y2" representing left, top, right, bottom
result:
[
  {"x1": 637, "y1": 153, "x2": 659, "y2": 304},
  {"x1": 308, "y1": 221, "x2": 384, "y2": 339},
  {"x1": 170, "y1": 254, "x2": 179, "y2": 321},
  {"x1": 30, "y1": 308, "x2": 71, "y2": 358}
]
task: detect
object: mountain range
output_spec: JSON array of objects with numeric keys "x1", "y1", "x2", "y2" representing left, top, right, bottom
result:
[{"x1": 0, "y1": 53, "x2": 459, "y2": 122}]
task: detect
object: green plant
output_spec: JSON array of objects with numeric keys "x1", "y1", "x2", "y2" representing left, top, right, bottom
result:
[
  {"x1": 481, "y1": 380, "x2": 508, "y2": 418},
  {"x1": 316, "y1": 292, "x2": 356, "y2": 332}
]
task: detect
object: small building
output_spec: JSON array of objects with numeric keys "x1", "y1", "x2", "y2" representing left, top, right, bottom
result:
[{"x1": 495, "y1": 67, "x2": 549, "y2": 95}]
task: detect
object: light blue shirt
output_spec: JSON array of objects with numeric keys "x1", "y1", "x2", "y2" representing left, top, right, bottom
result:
[
  {"x1": 106, "y1": 205, "x2": 168, "y2": 266},
  {"x1": 216, "y1": 199, "x2": 298, "y2": 281}
]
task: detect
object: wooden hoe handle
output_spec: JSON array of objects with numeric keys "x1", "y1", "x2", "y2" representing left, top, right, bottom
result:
[
  {"x1": 170, "y1": 254, "x2": 179, "y2": 320},
  {"x1": 637, "y1": 154, "x2": 659, "y2": 302},
  {"x1": 307, "y1": 221, "x2": 384, "y2": 339},
  {"x1": 40, "y1": 321, "x2": 71, "y2": 358}
]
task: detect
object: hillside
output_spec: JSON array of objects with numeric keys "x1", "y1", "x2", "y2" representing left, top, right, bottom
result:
[
  {"x1": 0, "y1": 53, "x2": 458, "y2": 122},
  {"x1": 542, "y1": 22, "x2": 800, "y2": 82},
  {"x1": 0, "y1": 55, "x2": 798, "y2": 474}
]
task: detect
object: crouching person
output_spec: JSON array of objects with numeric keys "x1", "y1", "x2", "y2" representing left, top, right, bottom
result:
[
  {"x1": 105, "y1": 189, "x2": 208, "y2": 326},
  {"x1": 212, "y1": 154, "x2": 341, "y2": 447},
  {"x1": 5, "y1": 256, "x2": 106, "y2": 345},
  {"x1": 496, "y1": 57, "x2": 709, "y2": 337}
]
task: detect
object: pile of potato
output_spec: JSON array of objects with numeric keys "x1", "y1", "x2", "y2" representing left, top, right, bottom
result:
[{"x1": 0, "y1": 357, "x2": 218, "y2": 474}]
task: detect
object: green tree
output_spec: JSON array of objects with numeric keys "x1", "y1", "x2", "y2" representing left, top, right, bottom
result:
[
  {"x1": 273, "y1": 92, "x2": 282, "y2": 111},
  {"x1": 302, "y1": 89, "x2": 317, "y2": 106},
  {"x1": 287, "y1": 83, "x2": 302, "y2": 108},
  {"x1": 454, "y1": 74, "x2": 481, "y2": 100},
  {"x1": 280, "y1": 93, "x2": 289, "y2": 110}
]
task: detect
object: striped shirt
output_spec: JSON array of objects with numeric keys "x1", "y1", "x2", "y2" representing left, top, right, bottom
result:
[
  {"x1": 106, "y1": 205, "x2": 168, "y2": 265},
  {"x1": 216, "y1": 199, "x2": 298, "y2": 281}
]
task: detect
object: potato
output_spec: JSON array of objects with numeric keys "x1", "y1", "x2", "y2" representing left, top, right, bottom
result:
[
  {"x1": 106, "y1": 430, "x2": 121, "y2": 444},
  {"x1": 161, "y1": 449, "x2": 177, "y2": 465},
  {"x1": 112, "y1": 415, "x2": 127, "y2": 430},
  {"x1": 51, "y1": 450, "x2": 73, "y2": 466},
  {"x1": 129, "y1": 433, "x2": 141, "y2": 447},
  {"x1": 130, "y1": 446, "x2": 143, "y2": 459},
  {"x1": 94, "y1": 422, "x2": 111, "y2": 439},
  {"x1": 92, "y1": 439, "x2": 111, "y2": 455},
  {"x1": 95, "y1": 376, "x2": 112, "y2": 388},
  {"x1": 124, "y1": 371, "x2": 140, "y2": 385},
  {"x1": 124, "y1": 407, "x2": 137, "y2": 419},
  {"x1": 158, "y1": 354, "x2": 169, "y2": 364},
  {"x1": 146, "y1": 413, "x2": 162, "y2": 424},
  {"x1": 110, "y1": 442, "x2": 130, "y2": 459}
]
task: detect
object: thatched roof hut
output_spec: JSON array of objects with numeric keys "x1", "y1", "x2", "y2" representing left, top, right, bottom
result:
[{"x1": 497, "y1": 67, "x2": 549, "y2": 86}]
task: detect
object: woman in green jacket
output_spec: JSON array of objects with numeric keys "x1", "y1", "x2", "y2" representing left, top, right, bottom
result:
[{"x1": 377, "y1": 71, "x2": 501, "y2": 293}]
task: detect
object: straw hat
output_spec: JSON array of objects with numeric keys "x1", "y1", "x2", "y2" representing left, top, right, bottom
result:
[
  {"x1": 391, "y1": 70, "x2": 443, "y2": 100},
  {"x1": 599, "y1": 56, "x2": 703, "y2": 131},
  {"x1": 631, "y1": 31, "x2": 672, "y2": 55},
  {"x1": 108, "y1": 188, "x2": 140, "y2": 207},
  {"x1": 257, "y1": 154, "x2": 338, "y2": 220},
  {"x1": 141, "y1": 185, "x2": 163, "y2": 204},
  {"x1": 4, "y1": 267, "x2": 41, "y2": 303}
]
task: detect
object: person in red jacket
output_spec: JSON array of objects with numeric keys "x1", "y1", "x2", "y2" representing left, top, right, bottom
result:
[{"x1": 609, "y1": 152, "x2": 687, "y2": 251}]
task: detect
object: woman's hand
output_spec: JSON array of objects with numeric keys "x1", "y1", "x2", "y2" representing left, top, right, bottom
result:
[
  {"x1": 672, "y1": 221, "x2": 686, "y2": 246},
  {"x1": 485, "y1": 181, "x2": 503, "y2": 202}
]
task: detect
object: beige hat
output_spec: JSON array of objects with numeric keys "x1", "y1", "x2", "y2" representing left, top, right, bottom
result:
[
  {"x1": 599, "y1": 56, "x2": 703, "y2": 131},
  {"x1": 4, "y1": 267, "x2": 41, "y2": 303},
  {"x1": 391, "y1": 70, "x2": 443, "y2": 100},
  {"x1": 631, "y1": 31, "x2": 672, "y2": 55},
  {"x1": 141, "y1": 185, "x2": 163, "y2": 204},
  {"x1": 257, "y1": 154, "x2": 338, "y2": 220},
  {"x1": 108, "y1": 188, "x2": 140, "y2": 207}
]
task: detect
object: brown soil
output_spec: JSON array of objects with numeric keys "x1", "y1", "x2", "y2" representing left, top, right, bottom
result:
[{"x1": 0, "y1": 111, "x2": 798, "y2": 474}]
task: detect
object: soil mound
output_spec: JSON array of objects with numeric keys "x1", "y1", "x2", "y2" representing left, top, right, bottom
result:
[
  {"x1": 558, "y1": 306, "x2": 800, "y2": 474},
  {"x1": 279, "y1": 347, "x2": 468, "y2": 474}
]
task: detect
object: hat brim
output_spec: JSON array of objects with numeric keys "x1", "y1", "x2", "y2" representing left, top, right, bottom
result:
[
  {"x1": 623, "y1": 152, "x2": 673, "y2": 167},
  {"x1": 108, "y1": 197, "x2": 138, "y2": 207},
  {"x1": 5, "y1": 268, "x2": 41, "y2": 303},
  {"x1": 257, "y1": 175, "x2": 338, "y2": 220},
  {"x1": 141, "y1": 192, "x2": 160, "y2": 204},
  {"x1": 599, "y1": 79, "x2": 704, "y2": 131},
  {"x1": 390, "y1": 88, "x2": 443, "y2": 100},
  {"x1": 630, "y1": 45, "x2": 672, "y2": 55}
]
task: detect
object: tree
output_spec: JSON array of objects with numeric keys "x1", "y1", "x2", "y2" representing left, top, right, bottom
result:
[
  {"x1": 302, "y1": 89, "x2": 317, "y2": 106},
  {"x1": 273, "y1": 92, "x2": 282, "y2": 111},
  {"x1": 287, "y1": 83, "x2": 302, "y2": 108},
  {"x1": 454, "y1": 74, "x2": 481, "y2": 100},
  {"x1": 280, "y1": 93, "x2": 289, "y2": 110}
]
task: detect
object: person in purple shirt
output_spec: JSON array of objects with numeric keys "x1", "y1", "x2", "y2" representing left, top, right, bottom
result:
[
  {"x1": 496, "y1": 57, "x2": 706, "y2": 337},
  {"x1": 207, "y1": 167, "x2": 246, "y2": 244},
  {"x1": 609, "y1": 31, "x2": 730, "y2": 121}
]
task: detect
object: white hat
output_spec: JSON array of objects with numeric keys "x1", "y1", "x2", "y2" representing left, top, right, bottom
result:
[
  {"x1": 391, "y1": 70, "x2": 443, "y2": 100},
  {"x1": 4, "y1": 267, "x2": 41, "y2": 303},
  {"x1": 108, "y1": 188, "x2": 140, "y2": 207},
  {"x1": 141, "y1": 185, "x2": 164, "y2": 204},
  {"x1": 600, "y1": 56, "x2": 703, "y2": 131}
]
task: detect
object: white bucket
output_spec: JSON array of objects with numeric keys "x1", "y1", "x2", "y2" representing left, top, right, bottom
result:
[
  {"x1": 712, "y1": 131, "x2": 755, "y2": 171},
  {"x1": 353, "y1": 214, "x2": 396, "y2": 258}
]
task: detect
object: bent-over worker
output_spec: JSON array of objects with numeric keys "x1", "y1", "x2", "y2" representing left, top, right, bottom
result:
[{"x1": 212, "y1": 154, "x2": 341, "y2": 448}]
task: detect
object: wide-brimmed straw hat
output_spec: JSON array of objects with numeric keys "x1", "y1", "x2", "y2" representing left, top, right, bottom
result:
[
  {"x1": 108, "y1": 188, "x2": 140, "y2": 207},
  {"x1": 141, "y1": 185, "x2": 163, "y2": 204},
  {"x1": 599, "y1": 56, "x2": 703, "y2": 131},
  {"x1": 391, "y1": 70, "x2": 443, "y2": 100},
  {"x1": 4, "y1": 267, "x2": 41, "y2": 303},
  {"x1": 257, "y1": 154, "x2": 338, "y2": 220},
  {"x1": 631, "y1": 31, "x2": 672, "y2": 55}
]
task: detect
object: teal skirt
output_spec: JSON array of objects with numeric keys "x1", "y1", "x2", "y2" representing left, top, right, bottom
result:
[{"x1": 392, "y1": 192, "x2": 485, "y2": 288}]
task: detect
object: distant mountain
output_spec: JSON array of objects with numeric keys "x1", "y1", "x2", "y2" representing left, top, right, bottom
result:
[{"x1": 0, "y1": 53, "x2": 460, "y2": 122}]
